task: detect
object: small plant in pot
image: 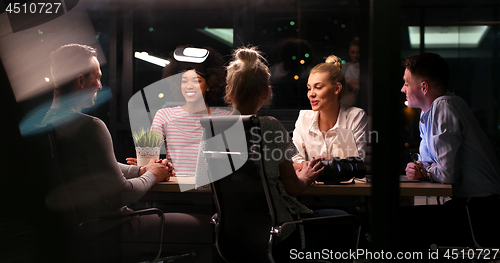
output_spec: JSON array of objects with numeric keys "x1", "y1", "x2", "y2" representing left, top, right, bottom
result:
[{"x1": 132, "y1": 128, "x2": 164, "y2": 166}]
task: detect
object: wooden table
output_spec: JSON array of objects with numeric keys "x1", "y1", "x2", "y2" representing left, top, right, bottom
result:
[{"x1": 150, "y1": 176, "x2": 453, "y2": 197}]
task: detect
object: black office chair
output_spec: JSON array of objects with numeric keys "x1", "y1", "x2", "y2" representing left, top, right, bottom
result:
[
  {"x1": 200, "y1": 115, "x2": 361, "y2": 263},
  {"x1": 28, "y1": 124, "x2": 194, "y2": 263},
  {"x1": 465, "y1": 195, "x2": 500, "y2": 250},
  {"x1": 431, "y1": 195, "x2": 500, "y2": 260}
]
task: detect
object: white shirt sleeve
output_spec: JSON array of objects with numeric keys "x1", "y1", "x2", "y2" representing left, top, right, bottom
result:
[{"x1": 292, "y1": 111, "x2": 308, "y2": 163}]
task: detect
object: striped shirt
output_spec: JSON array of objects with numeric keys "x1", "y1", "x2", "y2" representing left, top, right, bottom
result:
[{"x1": 151, "y1": 106, "x2": 231, "y2": 174}]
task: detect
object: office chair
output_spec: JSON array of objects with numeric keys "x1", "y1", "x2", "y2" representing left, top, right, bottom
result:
[
  {"x1": 431, "y1": 195, "x2": 500, "y2": 260},
  {"x1": 200, "y1": 115, "x2": 361, "y2": 263},
  {"x1": 28, "y1": 124, "x2": 194, "y2": 263},
  {"x1": 465, "y1": 195, "x2": 500, "y2": 250}
]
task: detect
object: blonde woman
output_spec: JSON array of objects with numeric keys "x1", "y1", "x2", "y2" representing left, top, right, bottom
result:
[{"x1": 292, "y1": 55, "x2": 368, "y2": 170}]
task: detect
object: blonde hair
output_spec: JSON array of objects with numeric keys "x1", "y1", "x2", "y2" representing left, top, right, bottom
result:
[
  {"x1": 225, "y1": 47, "x2": 272, "y2": 107},
  {"x1": 310, "y1": 55, "x2": 347, "y2": 104}
]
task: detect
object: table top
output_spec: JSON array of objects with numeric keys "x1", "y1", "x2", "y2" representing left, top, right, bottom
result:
[{"x1": 150, "y1": 176, "x2": 453, "y2": 197}]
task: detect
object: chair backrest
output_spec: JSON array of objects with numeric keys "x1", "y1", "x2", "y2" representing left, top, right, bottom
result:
[
  {"x1": 30, "y1": 124, "x2": 78, "y2": 222},
  {"x1": 466, "y1": 195, "x2": 500, "y2": 248},
  {"x1": 23, "y1": 124, "x2": 86, "y2": 259},
  {"x1": 200, "y1": 115, "x2": 276, "y2": 263}
]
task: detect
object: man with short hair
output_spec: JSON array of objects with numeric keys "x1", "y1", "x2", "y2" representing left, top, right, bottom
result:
[
  {"x1": 399, "y1": 52, "x2": 500, "y2": 250},
  {"x1": 401, "y1": 52, "x2": 500, "y2": 198},
  {"x1": 43, "y1": 44, "x2": 211, "y2": 261}
]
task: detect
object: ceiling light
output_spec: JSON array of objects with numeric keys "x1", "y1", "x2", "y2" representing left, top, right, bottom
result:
[
  {"x1": 134, "y1": 52, "x2": 169, "y2": 67},
  {"x1": 197, "y1": 28, "x2": 233, "y2": 46},
  {"x1": 408, "y1": 26, "x2": 489, "y2": 49}
]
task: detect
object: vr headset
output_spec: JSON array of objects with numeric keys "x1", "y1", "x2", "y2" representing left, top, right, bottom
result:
[{"x1": 173, "y1": 47, "x2": 210, "y2": 75}]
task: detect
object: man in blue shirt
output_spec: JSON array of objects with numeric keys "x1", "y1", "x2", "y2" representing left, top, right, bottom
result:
[
  {"x1": 402, "y1": 52, "x2": 500, "y2": 198},
  {"x1": 399, "y1": 52, "x2": 500, "y2": 251}
]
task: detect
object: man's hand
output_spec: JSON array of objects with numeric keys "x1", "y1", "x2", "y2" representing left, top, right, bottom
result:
[
  {"x1": 160, "y1": 159, "x2": 176, "y2": 177},
  {"x1": 405, "y1": 161, "x2": 427, "y2": 180},
  {"x1": 143, "y1": 158, "x2": 171, "y2": 183}
]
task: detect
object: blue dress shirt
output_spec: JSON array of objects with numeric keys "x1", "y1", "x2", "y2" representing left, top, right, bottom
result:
[{"x1": 419, "y1": 92, "x2": 500, "y2": 198}]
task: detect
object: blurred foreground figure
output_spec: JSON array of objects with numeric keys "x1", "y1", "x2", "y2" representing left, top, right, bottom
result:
[{"x1": 42, "y1": 43, "x2": 212, "y2": 262}]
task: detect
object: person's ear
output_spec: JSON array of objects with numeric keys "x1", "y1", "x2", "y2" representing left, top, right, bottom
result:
[
  {"x1": 261, "y1": 89, "x2": 269, "y2": 101},
  {"x1": 421, "y1": 81, "x2": 429, "y2": 94},
  {"x1": 335, "y1": 82, "x2": 343, "y2": 95},
  {"x1": 76, "y1": 74, "x2": 85, "y2": 89}
]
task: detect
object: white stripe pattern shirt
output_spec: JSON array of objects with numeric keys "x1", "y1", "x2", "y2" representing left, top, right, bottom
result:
[{"x1": 151, "y1": 106, "x2": 231, "y2": 174}]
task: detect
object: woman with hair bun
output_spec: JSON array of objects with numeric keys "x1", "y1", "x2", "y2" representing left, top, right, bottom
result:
[
  {"x1": 224, "y1": 47, "x2": 324, "y2": 199},
  {"x1": 292, "y1": 55, "x2": 368, "y2": 170},
  {"x1": 197, "y1": 47, "x2": 351, "y2": 260}
]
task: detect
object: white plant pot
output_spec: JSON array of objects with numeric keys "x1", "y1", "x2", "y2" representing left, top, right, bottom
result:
[{"x1": 135, "y1": 146, "x2": 161, "y2": 166}]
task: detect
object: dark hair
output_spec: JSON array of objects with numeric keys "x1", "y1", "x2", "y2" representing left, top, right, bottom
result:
[
  {"x1": 275, "y1": 38, "x2": 315, "y2": 73},
  {"x1": 50, "y1": 44, "x2": 97, "y2": 95},
  {"x1": 402, "y1": 52, "x2": 450, "y2": 92},
  {"x1": 349, "y1": 37, "x2": 359, "y2": 48},
  {"x1": 162, "y1": 46, "x2": 226, "y2": 105}
]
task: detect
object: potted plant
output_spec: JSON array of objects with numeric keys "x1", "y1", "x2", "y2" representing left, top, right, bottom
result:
[{"x1": 132, "y1": 127, "x2": 164, "y2": 166}]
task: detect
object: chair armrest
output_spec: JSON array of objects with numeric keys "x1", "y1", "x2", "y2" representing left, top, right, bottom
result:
[
  {"x1": 210, "y1": 213, "x2": 218, "y2": 225},
  {"x1": 272, "y1": 214, "x2": 362, "y2": 252},
  {"x1": 272, "y1": 214, "x2": 361, "y2": 236},
  {"x1": 299, "y1": 214, "x2": 361, "y2": 226}
]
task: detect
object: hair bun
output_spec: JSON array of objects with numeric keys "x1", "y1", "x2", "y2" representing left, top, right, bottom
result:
[
  {"x1": 325, "y1": 55, "x2": 342, "y2": 69},
  {"x1": 235, "y1": 47, "x2": 266, "y2": 70},
  {"x1": 236, "y1": 48, "x2": 258, "y2": 63}
]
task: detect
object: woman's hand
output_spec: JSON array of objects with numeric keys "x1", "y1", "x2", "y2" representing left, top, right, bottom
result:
[
  {"x1": 126, "y1": 157, "x2": 137, "y2": 166},
  {"x1": 279, "y1": 158, "x2": 324, "y2": 197},
  {"x1": 292, "y1": 161, "x2": 308, "y2": 171},
  {"x1": 295, "y1": 157, "x2": 324, "y2": 186}
]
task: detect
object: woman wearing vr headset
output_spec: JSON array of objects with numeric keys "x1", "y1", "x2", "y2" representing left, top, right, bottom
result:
[
  {"x1": 127, "y1": 46, "x2": 230, "y2": 174},
  {"x1": 291, "y1": 55, "x2": 368, "y2": 171}
]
